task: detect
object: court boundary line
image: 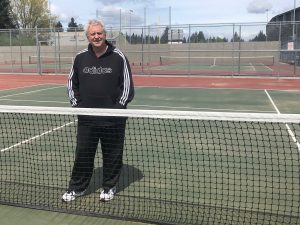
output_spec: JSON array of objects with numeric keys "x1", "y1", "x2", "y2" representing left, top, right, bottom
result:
[
  {"x1": 0, "y1": 98, "x2": 68, "y2": 104},
  {"x1": 1, "y1": 86, "x2": 298, "y2": 113},
  {"x1": 264, "y1": 89, "x2": 300, "y2": 151},
  {"x1": 131, "y1": 104, "x2": 275, "y2": 113},
  {"x1": 0, "y1": 120, "x2": 76, "y2": 153},
  {"x1": 0, "y1": 83, "x2": 61, "y2": 92},
  {"x1": 0, "y1": 85, "x2": 65, "y2": 99},
  {"x1": 262, "y1": 63, "x2": 273, "y2": 72},
  {"x1": 0, "y1": 99, "x2": 276, "y2": 113},
  {"x1": 249, "y1": 63, "x2": 256, "y2": 72},
  {"x1": 136, "y1": 86, "x2": 300, "y2": 91}
]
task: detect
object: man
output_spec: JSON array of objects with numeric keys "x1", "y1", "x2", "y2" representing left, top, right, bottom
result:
[{"x1": 63, "y1": 19, "x2": 134, "y2": 202}]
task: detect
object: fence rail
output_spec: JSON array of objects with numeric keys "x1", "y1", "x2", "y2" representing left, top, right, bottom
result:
[{"x1": 0, "y1": 22, "x2": 300, "y2": 77}]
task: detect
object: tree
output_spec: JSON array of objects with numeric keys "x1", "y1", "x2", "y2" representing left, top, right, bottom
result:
[
  {"x1": 197, "y1": 31, "x2": 206, "y2": 42},
  {"x1": 190, "y1": 31, "x2": 206, "y2": 43},
  {"x1": 208, "y1": 36, "x2": 228, "y2": 43},
  {"x1": 250, "y1": 30, "x2": 267, "y2": 42},
  {"x1": 10, "y1": 0, "x2": 56, "y2": 28},
  {"x1": 230, "y1": 32, "x2": 244, "y2": 42},
  {"x1": 160, "y1": 26, "x2": 169, "y2": 44},
  {"x1": 0, "y1": 0, "x2": 16, "y2": 28},
  {"x1": 190, "y1": 32, "x2": 198, "y2": 43}
]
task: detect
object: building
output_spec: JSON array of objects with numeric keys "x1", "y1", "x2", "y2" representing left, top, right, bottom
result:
[
  {"x1": 266, "y1": 7, "x2": 300, "y2": 42},
  {"x1": 168, "y1": 29, "x2": 184, "y2": 44},
  {"x1": 266, "y1": 7, "x2": 300, "y2": 65}
]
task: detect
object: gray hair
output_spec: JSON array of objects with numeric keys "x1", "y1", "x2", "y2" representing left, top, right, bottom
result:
[{"x1": 84, "y1": 19, "x2": 106, "y2": 37}]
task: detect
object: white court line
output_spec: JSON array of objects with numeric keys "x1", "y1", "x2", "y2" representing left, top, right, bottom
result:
[
  {"x1": 0, "y1": 98, "x2": 68, "y2": 104},
  {"x1": 249, "y1": 63, "x2": 256, "y2": 72},
  {"x1": 0, "y1": 101, "x2": 273, "y2": 113},
  {"x1": 131, "y1": 104, "x2": 274, "y2": 113},
  {"x1": 0, "y1": 84, "x2": 60, "y2": 93},
  {"x1": 0, "y1": 85, "x2": 65, "y2": 99},
  {"x1": 0, "y1": 120, "x2": 76, "y2": 153},
  {"x1": 264, "y1": 90, "x2": 300, "y2": 151},
  {"x1": 262, "y1": 62, "x2": 273, "y2": 71}
]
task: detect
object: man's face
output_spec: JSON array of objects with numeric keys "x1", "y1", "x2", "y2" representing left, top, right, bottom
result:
[{"x1": 87, "y1": 25, "x2": 106, "y2": 48}]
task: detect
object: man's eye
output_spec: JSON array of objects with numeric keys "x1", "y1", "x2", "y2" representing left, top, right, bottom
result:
[{"x1": 90, "y1": 32, "x2": 102, "y2": 36}]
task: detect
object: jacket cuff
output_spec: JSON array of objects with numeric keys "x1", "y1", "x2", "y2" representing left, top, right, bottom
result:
[{"x1": 114, "y1": 103, "x2": 126, "y2": 109}]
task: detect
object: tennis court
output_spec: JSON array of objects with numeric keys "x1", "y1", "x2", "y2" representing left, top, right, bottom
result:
[
  {"x1": 0, "y1": 74, "x2": 299, "y2": 113},
  {"x1": 0, "y1": 74, "x2": 300, "y2": 225},
  {"x1": 1, "y1": 54, "x2": 298, "y2": 77}
]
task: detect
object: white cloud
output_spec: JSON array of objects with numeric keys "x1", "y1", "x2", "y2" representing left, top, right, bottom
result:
[
  {"x1": 95, "y1": 0, "x2": 152, "y2": 6},
  {"x1": 50, "y1": 3, "x2": 67, "y2": 22},
  {"x1": 48, "y1": 0, "x2": 297, "y2": 28},
  {"x1": 247, "y1": 0, "x2": 272, "y2": 14},
  {"x1": 93, "y1": 5, "x2": 144, "y2": 27}
]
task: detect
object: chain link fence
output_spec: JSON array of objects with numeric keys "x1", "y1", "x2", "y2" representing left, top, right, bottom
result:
[{"x1": 0, "y1": 22, "x2": 299, "y2": 77}]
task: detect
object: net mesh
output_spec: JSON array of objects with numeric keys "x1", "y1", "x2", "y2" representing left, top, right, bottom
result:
[
  {"x1": 0, "y1": 105, "x2": 300, "y2": 225},
  {"x1": 159, "y1": 56, "x2": 275, "y2": 66},
  {"x1": 29, "y1": 56, "x2": 74, "y2": 65}
]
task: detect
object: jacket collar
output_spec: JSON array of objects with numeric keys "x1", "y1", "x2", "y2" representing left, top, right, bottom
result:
[{"x1": 88, "y1": 40, "x2": 115, "y2": 56}]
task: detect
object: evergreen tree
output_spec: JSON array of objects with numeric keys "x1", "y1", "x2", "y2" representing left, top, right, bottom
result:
[
  {"x1": 250, "y1": 30, "x2": 267, "y2": 41},
  {"x1": 0, "y1": 0, "x2": 16, "y2": 28},
  {"x1": 160, "y1": 26, "x2": 169, "y2": 44},
  {"x1": 190, "y1": 32, "x2": 197, "y2": 43},
  {"x1": 190, "y1": 31, "x2": 206, "y2": 43},
  {"x1": 230, "y1": 32, "x2": 244, "y2": 42},
  {"x1": 197, "y1": 31, "x2": 206, "y2": 42}
]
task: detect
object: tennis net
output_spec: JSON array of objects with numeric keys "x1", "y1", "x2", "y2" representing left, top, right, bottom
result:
[
  {"x1": 0, "y1": 105, "x2": 300, "y2": 225},
  {"x1": 159, "y1": 56, "x2": 275, "y2": 66},
  {"x1": 29, "y1": 55, "x2": 74, "y2": 65}
]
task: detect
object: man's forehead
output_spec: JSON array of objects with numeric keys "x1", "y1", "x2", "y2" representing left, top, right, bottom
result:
[{"x1": 89, "y1": 25, "x2": 103, "y2": 30}]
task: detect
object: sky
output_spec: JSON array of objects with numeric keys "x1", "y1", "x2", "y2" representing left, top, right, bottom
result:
[{"x1": 49, "y1": 0, "x2": 299, "y2": 28}]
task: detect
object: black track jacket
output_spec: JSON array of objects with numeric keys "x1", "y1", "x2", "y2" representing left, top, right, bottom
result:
[{"x1": 67, "y1": 41, "x2": 134, "y2": 109}]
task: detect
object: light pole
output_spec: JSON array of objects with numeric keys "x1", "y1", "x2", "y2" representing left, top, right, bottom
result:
[
  {"x1": 48, "y1": 0, "x2": 52, "y2": 29},
  {"x1": 293, "y1": 0, "x2": 296, "y2": 40},
  {"x1": 129, "y1": 10, "x2": 133, "y2": 44},
  {"x1": 293, "y1": 0, "x2": 297, "y2": 73},
  {"x1": 48, "y1": 0, "x2": 54, "y2": 45}
]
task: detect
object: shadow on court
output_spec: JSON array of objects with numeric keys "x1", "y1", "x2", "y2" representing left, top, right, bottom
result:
[{"x1": 86, "y1": 164, "x2": 143, "y2": 194}]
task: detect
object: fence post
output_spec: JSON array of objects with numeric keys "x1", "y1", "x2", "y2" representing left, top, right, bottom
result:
[
  {"x1": 238, "y1": 25, "x2": 241, "y2": 75},
  {"x1": 231, "y1": 23, "x2": 235, "y2": 77},
  {"x1": 10, "y1": 29, "x2": 13, "y2": 73},
  {"x1": 35, "y1": 27, "x2": 42, "y2": 75},
  {"x1": 188, "y1": 24, "x2": 191, "y2": 75}
]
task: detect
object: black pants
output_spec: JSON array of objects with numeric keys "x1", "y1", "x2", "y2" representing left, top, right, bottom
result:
[{"x1": 68, "y1": 116, "x2": 126, "y2": 192}]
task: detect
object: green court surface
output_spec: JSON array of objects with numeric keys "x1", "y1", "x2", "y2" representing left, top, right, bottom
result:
[
  {"x1": 1, "y1": 84, "x2": 300, "y2": 225},
  {"x1": 151, "y1": 63, "x2": 274, "y2": 73},
  {"x1": 0, "y1": 84, "x2": 299, "y2": 113},
  {"x1": 0, "y1": 60, "x2": 274, "y2": 72},
  {"x1": 0, "y1": 204, "x2": 153, "y2": 225}
]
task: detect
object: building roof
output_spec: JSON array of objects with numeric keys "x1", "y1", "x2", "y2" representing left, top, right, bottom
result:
[{"x1": 270, "y1": 6, "x2": 300, "y2": 22}]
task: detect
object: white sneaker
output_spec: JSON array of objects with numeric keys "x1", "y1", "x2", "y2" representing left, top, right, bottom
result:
[
  {"x1": 100, "y1": 186, "x2": 116, "y2": 201},
  {"x1": 62, "y1": 190, "x2": 85, "y2": 202}
]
